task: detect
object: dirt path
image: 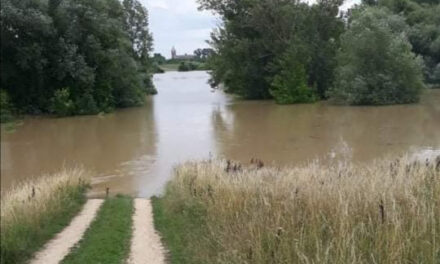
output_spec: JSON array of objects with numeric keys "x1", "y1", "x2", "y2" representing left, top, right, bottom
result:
[
  {"x1": 30, "y1": 199, "x2": 104, "y2": 264},
  {"x1": 127, "y1": 198, "x2": 166, "y2": 264}
]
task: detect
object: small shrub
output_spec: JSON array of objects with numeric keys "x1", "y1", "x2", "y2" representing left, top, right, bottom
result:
[
  {"x1": 178, "y1": 62, "x2": 190, "y2": 72},
  {"x1": 144, "y1": 77, "x2": 158, "y2": 95},
  {"x1": 270, "y1": 48, "x2": 316, "y2": 104},
  {"x1": 0, "y1": 89, "x2": 14, "y2": 123},
  {"x1": 153, "y1": 63, "x2": 165, "y2": 74},
  {"x1": 146, "y1": 86, "x2": 158, "y2": 95},
  {"x1": 50, "y1": 88, "x2": 75, "y2": 116},
  {"x1": 178, "y1": 62, "x2": 198, "y2": 72},
  {"x1": 431, "y1": 63, "x2": 440, "y2": 87}
]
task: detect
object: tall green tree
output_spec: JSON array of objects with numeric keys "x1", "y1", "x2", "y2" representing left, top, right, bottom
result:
[
  {"x1": 123, "y1": 0, "x2": 156, "y2": 95},
  {"x1": 329, "y1": 7, "x2": 424, "y2": 104},
  {"x1": 0, "y1": 0, "x2": 156, "y2": 116},
  {"x1": 199, "y1": 0, "x2": 344, "y2": 102},
  {"x1": 364, "y1": 0, "x2": 440, "y2": 86},
  {"x1": 306, "y1": 0, "x2": 345, "y2": 98},
  {"x1": 1, "y1": 0, "x2": 56, "y2": 113}
]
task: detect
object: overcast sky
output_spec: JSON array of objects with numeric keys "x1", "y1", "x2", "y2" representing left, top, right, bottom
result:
[{"x1": 141, "y1": 0, "x2": 361, "y2": 58}]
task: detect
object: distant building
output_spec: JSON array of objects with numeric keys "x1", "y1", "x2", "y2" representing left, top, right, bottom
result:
[{"x1": 171, "y1": 46, "x2": 195, "y2": 60}]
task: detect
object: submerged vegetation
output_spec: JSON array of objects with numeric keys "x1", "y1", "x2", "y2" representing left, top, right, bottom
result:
[
  {"x1": 0, "y1": 89, "x2": 14, "y2": 123},
  {"x1": 0, "y1": 168, "x2": 90, "y2": 264},
  {"x1": 1, "y1": 0, "x2": 155, "y2": 117},
  {"x1": 62, "y1": 195, "x2": 133, "y2": 264},
  {"x1": 154, "y1": 156, "x2": 440, "y2": 263}
]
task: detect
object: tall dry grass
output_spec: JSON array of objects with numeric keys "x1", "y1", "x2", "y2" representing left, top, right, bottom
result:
[
  {"x1": 1, "y1": 168, "x2": 90, "y2": 264},
  {"x1": 158, "y1": 155, "x2": 440, "y2": 263}
]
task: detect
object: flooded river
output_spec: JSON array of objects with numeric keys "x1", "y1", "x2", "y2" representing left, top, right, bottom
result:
[{"x1": 1, "y1": 71, "x2": 440, "y2": 197}]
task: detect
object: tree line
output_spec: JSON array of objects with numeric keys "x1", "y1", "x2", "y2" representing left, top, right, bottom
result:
[
  {"x1": 1, "y1": 0, "x2": 155, "y2": 120},
  {"x1": 151, "y1": 48, "x2": 214, "y2": 73},
  {"x1": 200, "y1": 0, "x2": 439, "y2": 105}
]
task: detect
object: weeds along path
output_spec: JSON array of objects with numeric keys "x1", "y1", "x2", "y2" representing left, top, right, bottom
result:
[
  {"x1": 128, "y1": 199, "x2": 166, "y2": 264},
  {"x1": 30, "y1": 199, "x2": 104, "y2": 264}
]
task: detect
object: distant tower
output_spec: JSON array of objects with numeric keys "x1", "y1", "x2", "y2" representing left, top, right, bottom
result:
[{"x1": 171, "y1": 46, "x2": 176, "y2": 59}]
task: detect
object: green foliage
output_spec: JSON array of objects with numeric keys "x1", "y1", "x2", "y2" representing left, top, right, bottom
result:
[
  {"x1": 200, "y1": 0, "x2": 344, "y2": 101},
  {"x1": 50, "y1": 88, "x2": 75, "y2": 117},
  {"x1": 329, "y1": 7, "x2": 424, "y2": 105},
  {"x1": 178, "y1": 62, "x2": 198, "y2": 72},
  {"x1": 1, "y1": 0, "x2": 155, "y2": 116},
  {"x1": 193, "y1": 48, "x2": 214, "y2": 61},
  {"x1": 144, "y1": 75, "x2": 158, "y2": 94},
  {"x1": 153, "y1": 64, "x2": 165, "y2": 73},
  {"x1": 153, "y1": 53, "x2": 167, "y2": 65},
  {"x1": 152, "y1": 196, "x2": 208, "y2": 264},
  {"x1": 0, "y1": 90, "x2": 14, "y2": 123},
  {"x1": 307, "y1": 1, "x2": 345, "y2": 98},
  {"x1": 368, "y1": 0, "x2": 440, "y2": 86},
  {"x1": 62, "y1": 196, "x2": 133, "y2": 264},
  {"x1": 202, "y1": 0, "x2": 436, "y2": 102},
  {"x1": 75, "y1": 92, "x2": 99, "y2": 115},
  {"x1": 270, "y1": 48, "x2": 316, "y2": 104},
  {"x1": 152, "y1": 53, "x2": 166, "y2": 73}
]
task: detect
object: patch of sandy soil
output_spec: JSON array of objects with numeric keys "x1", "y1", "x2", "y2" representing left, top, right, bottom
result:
[
  {"x1": 30, "y1": 199, "x2": 104, "y2": 264},
  {"x1": 127, "y1": 198, "x2": 166, "y2": 264}
]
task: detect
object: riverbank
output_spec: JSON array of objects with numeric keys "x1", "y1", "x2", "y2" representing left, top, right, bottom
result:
[
  {"x1": 159, "y1": 61, "x2": 209, "y2": 72},
  {"x1": 3, "y1": 72, "x2": 438, "y2": 197},
  {"x1": 0, "y1": 168, "x2": 90, "y2": 264},
  {"x1": 153, "y1": 156, "x2": 440, "y2": 263}
]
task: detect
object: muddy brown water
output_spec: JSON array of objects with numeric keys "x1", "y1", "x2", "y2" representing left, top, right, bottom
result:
[{"x1": 1, "y1": 71, "x2": 440, "y2": 197}]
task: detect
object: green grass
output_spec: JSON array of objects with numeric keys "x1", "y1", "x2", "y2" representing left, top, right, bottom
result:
[
  {"x1": 62, "y1": 195, "x2": 133, "y2": 264},
  {"x1": 1, "y1": 169, "x2": 90, "y2": 264},
  {"x1": 151, "y1": 196, "x2": 210, "y2": 264}
]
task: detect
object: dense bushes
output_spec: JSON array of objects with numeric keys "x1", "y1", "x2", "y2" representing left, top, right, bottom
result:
[
  {"x1": 0, "y1": 90, "x2": 14, "y2": 123},
  {"x1": 329, "y1": 7, "x2": 424, "y2": 104},
  {"x1": 49, "y1": 88, "x2": 75, "y2": 117},
  {"x1": 177, "y1": 61, "x2": 210, "y2": 72},
  {"x1": 178, "y1": 62, "x2": 198, "y2": 72},
  {"x1": 1, "y1": 0, "x2": 155, "y2": 116},
  {"x1": 202, "y1": 0, "x2": 439, "y2": 105},
  {"x1": 370, "y1": 0, "x2": 440, "y2": 86},
  {"x1": 200, "y1": 0, "x2": 344, "y2": 102}
]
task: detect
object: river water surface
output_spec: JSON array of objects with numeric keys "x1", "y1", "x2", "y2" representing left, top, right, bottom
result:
[{"x1": 1, "y1": 71, "x2": 440, "y2": 197}]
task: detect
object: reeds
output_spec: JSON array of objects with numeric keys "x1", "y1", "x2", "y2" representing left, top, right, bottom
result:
[
  {"x1": 158, "y1": 155, "x2": 440, "y2": 263},
  {"x1": 1, "y1": 168, "x2": 90, "y2": 264}
]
